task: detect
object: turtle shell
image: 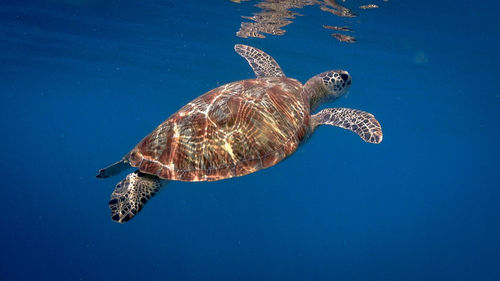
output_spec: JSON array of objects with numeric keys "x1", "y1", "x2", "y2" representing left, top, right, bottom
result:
[{"x1": 126, "y1": 77, "x2": 310, "y2": 182}]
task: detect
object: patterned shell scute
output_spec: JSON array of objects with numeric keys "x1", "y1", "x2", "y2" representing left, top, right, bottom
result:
[{"x1": 127, "y1": 77, "x2": 309, "y2": 182}]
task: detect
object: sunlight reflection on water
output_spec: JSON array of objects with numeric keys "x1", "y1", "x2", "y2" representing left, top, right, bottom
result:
[{"x1": 231, "y1": 0, "x2": 387, "y2": 42}]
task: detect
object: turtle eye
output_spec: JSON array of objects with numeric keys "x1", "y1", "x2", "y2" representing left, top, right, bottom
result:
[{"x1": 340, "y1": 73, "x2": 349, "y2": 82}]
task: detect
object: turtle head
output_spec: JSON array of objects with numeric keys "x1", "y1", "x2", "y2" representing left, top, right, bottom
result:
[{"x1": 305, "y1": 70, "x2": 352, "y2": 111}]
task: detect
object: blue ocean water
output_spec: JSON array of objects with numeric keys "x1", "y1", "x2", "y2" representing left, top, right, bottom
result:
[{"x1": 1, "y1": 0, "x2": 499, "y2": 280}]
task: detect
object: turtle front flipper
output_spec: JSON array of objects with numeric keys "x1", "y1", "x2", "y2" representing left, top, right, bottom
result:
[
  {"x1": 109, "y1": 170, "x2": 168, "y2": 223},
  {"x1": 312, "y1": 107, "x2": 383, "y2": 144},
  {"x1": 234, "y1": 44, "x2": 285, "y2": 78}
]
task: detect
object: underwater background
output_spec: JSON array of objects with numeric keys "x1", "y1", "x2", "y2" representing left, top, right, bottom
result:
[{"x1": 1, "y1": 0, "x2": 499, "y2": 280}]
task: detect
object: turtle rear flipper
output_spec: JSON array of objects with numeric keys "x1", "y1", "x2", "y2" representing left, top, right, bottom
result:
[
  {"x1": 109, "y1": 171, "x2": 168, "y2": 223},
  {"x1": 96, "y1": 159, "x2": 130, "y2": 178},
  {"x1": 312, "y1": 107, "x2": 383, "y2": 144}
]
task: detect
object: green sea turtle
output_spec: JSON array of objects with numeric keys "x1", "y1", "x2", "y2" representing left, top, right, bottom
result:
[{"x1": 97, "y1": 44, "x2": 383, "y2": 223}]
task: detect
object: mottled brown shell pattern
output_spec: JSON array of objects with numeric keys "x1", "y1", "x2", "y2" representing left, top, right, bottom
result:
[{"x1": 126, "y1": 77, "x2": 310, "y2": 182}]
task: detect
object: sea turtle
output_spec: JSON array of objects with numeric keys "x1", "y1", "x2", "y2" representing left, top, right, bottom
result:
[{"x1": 97, "y1": 44, "x2": 383, "y2": 223}]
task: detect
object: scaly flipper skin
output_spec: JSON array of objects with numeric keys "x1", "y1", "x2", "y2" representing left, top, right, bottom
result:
[
  {"x1": 109, "y1": 171, "x2": 168, "y2": 223},
  {"x1": 312, "y1": 107, "x2": 383, "y2": 144},
  {"x1": 234, "y1": 44, "x2": 285, "y2": 78}
]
